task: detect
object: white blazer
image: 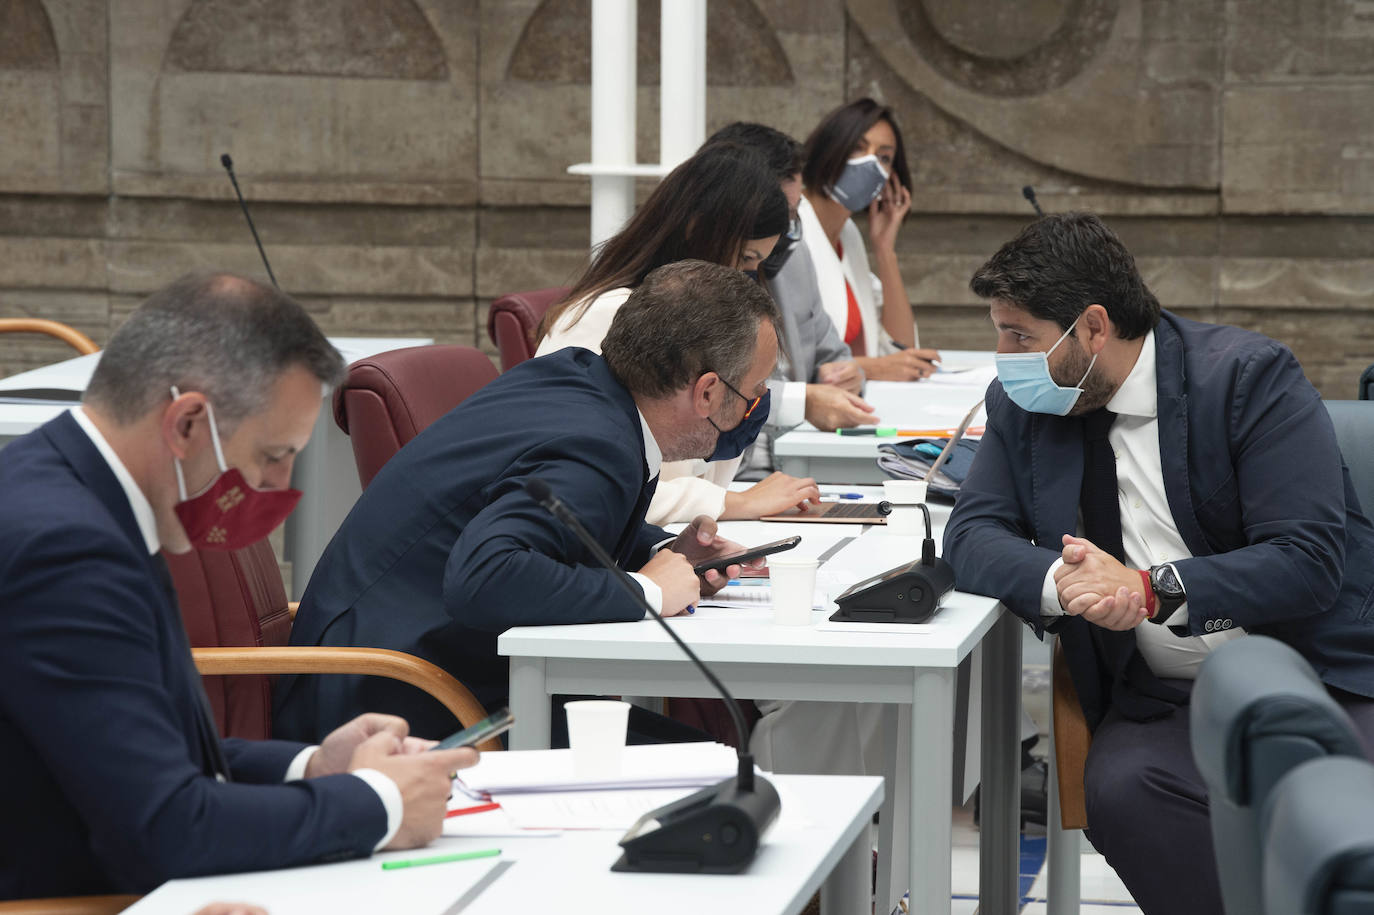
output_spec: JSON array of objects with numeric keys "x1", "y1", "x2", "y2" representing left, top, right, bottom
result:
[
  {"x1": 797, "y1": 195, "x2": 910, "y2": 356},
  {"x1": 536, "y1": 287, "x2": 740, "y2": 524}
]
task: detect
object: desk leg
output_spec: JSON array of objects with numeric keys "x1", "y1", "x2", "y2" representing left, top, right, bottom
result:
[
  {"x1": 821, "y1": 817, "x2": 872, "y2": 915},
  {"x1": 876, "y1": 704, "x2": 911, "y2": 914},
  {"x1": 909, "y1": 668, "x2": 956, "y2": 915},
  {"x1": 508, "y1": 657, "x2": 550, "y2": 750},
  {"x1": 978, "y1": 611, "x2": 1023, "y2": 915}
]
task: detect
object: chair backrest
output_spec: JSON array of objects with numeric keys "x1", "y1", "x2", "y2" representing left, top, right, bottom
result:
[
  {"x1": 1359, "y1": 363, "x2": 1373, "y2": 400},
  {"x1": 1262, "y1": 756, "x2": 1374, "y2": 915},
  {"x1": 1325, "y1": 401, "x2": 1374, "y2": 516},
  {"x1": 1191, "y1": 635, "x2": 1366, "y2": 915},
  {"x1": 166, "y1": 540, "x2": 291, "y2": 740},
  {"x1": 486, "y1": 287, "x2": 568, "y2": 371},
  {"x1": 0, "y1": 317, "x2": 99, "y2": 355},
  {"x1": 332, "y1": 344, "x2": 499, "y2": 489}
]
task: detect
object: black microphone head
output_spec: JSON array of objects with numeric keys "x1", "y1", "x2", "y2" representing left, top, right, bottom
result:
[
  {"x1": 1021, "y1": 185, "x2": 1034, "y2": 201},
  {"x1": 220, "y1": 154, "x2": 233, "y2": 170},
  {"x1": 524, "y1": 477, "x2": 553, "y2": 505}
]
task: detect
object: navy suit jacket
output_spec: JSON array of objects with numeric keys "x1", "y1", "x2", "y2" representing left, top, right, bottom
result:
[
  {"x1": 0, "y1": 412, "x2": 386, "y2": 900},
  {"x1": 275, "y1": 349, "x2": 670, "y2": 742},
  {"x1": 945, "y1": 312, "x2": 1374, "y2": 730}
]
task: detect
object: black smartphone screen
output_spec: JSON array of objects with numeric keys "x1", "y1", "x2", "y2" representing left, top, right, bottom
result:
[
  {"x1": 691, "y1": 535, "x2": 802, "y2": 575},
  {"x1": 431, "y1": 707, "x2": 515, "y2": 751}
]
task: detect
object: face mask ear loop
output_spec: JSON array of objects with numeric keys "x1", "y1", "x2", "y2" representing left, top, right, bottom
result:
[
  {"x1": 1078, "y1": 349, "x2": 1100, "y2": 388},
  {"x1": 170, "y1": 385, "x2": 190, "y2": 500},
  {"x1": 202, "y1": 399, "x2": 229, "y2": 473}
]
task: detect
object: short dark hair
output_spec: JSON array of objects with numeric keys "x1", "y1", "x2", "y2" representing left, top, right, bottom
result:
[
  {"x1": 705, "y1": 122, "x2": 803, "y2": 180},
  {"x1": 602, "y1": 260, "x2": 781, "y2": 398},
  {"x1": 85, "y1": 272, "x2": 345, "y2": 428},
  {"x1": 969, "y1": 212, "x2": 1161, "y2": 339},
  {"x1": 802, "y1": 97, "x2": 912, "y2": 194}
]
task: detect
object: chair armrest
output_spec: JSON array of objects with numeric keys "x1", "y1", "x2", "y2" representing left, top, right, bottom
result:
[
  {"x1": 287, "y1": 601, "x2": 298, "y2": 621},
  {"x1": 0, "y1": 318, "x2": 99, "y2": 355},
  {"x1": 1052, "y1": 637, "x2": 1091, "y2": 830},
  {"x1": 191, "y1": 646, "x2": 501, "y2": 752},
  {"x1": 0, "y1": 895, "x2": 140, "y2": 914}
]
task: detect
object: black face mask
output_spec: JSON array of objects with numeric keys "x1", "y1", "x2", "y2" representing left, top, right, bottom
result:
[
  {"x1": 759, "y1": 216, "x2": 802, "y2": 280},
  {"x1": 742, "y1": 269, "x2": 760, "y2": 282}
]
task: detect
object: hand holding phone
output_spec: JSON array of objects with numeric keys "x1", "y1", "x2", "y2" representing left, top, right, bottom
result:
[
  {"x1": 430, "y1": 707, "x2": 514, "y2": 751},
  {"x1": 691, "y1": 535, "x2": 802, "y2": 576}
]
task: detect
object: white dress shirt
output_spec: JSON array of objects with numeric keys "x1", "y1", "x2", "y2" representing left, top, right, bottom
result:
[
  {"x1": 1038, "y1": 332, "x2": 1245, "y2": 678},
  {"x1": 69, "y1": 406, "x2": 404, "y2": 848}
]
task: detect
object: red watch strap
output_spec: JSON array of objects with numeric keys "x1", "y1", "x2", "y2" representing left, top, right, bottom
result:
[{"x1": 1138, "y1": 569, "x2": 1157, "y2": 617}]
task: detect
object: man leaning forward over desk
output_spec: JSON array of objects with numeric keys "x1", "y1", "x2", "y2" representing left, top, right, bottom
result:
[
  {"x1": 0, "y1": 273, "x2": 476, "y2": 902},
  {"x1": 943, "y1": 212, "x2": 1374, "y2": 915}
]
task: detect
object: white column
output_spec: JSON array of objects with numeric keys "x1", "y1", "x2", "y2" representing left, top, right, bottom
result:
[
  {"x1": 659, "y1": 0, "x2": 707, "y2": 172},
  {"x1": 589, "y1": 0, "x2": 638, "y2": 246}
]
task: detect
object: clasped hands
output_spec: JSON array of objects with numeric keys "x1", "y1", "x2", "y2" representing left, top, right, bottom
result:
[
  {"x1": 1053, "y1": 534, "x2": 1149, "y2": 631},
  {"x1": 639, "y1": 514, "x2": 760, "y2": 616}
]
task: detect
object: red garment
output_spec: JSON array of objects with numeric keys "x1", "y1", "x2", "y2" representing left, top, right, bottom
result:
[{"x1": 835, "y1": 240, "x2": 866, "y2": 356}]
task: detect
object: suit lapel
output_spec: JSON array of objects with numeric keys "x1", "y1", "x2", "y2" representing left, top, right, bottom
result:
[
  {"x1": 1030, "y1": 411, "x2": 1085, "y2": 548},
  {"x1": 1153, "y1": 316, "x2": 1212, "y2": 558}
]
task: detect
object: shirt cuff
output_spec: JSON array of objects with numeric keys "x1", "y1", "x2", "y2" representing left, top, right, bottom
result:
[
  {"x1": 1041, "y1": 559, "x2": 1067, "y2": 617},
  {"x1": 284, "y1": 746, "x2": 318, "y2": 782},
  {"x1": 351, "y1": 768, "x2": 404, "y2": 851},
  {"x1": 627, "y1": 572, "x2": 664, "y2": 618},
  {"x1": 776, "y1": 381, "x2": 807, "y2": 428}
]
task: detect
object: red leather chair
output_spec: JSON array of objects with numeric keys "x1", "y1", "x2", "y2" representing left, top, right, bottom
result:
[
  {"x1": 165, "y1": 540, "x2": 499, "y2": 750},
  {"x1": 332, "y1": 344, "x2": 499, "y2": 489},
  {"x1": 487, "y1": 287, "x2": 568, "y2": 371}
]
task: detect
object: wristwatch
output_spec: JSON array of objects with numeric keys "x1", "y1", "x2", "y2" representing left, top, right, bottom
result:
[{"x1": 1147, "y1": 562, "x2": 1186, "y2": 623}]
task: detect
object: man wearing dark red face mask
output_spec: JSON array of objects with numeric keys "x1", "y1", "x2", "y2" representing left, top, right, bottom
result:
[{"x1": 0, "y1": 273, "x2": 477, "y2": 903}]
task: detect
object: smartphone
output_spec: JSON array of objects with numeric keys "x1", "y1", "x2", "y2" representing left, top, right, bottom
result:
[
  {"x1": 430, "y1": 707, "x2": 515, "y2": 751},
  {"x1": 692, "y1": 535, "x2": 802, "y2": 576}
]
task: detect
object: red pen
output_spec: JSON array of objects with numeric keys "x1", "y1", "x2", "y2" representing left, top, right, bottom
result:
[{"x1": 446, "y1": 802, "x2": 500, "y2": 818}]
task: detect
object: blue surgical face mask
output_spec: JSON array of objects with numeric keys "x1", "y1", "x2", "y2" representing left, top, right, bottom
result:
[
  {"x1": 827, "y1": 154, "x2": 889, "y2": 212},
  {"x1": 707, "y1": 379, "x2": 770, "y2": 462},
  {"x1": 993, "y1": 317, "x2": 1098, "y2": 416}
]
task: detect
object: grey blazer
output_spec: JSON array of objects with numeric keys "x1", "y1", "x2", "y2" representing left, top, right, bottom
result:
[{"x1": 766, "y1": 241, "x2": 853, "y2": 387}]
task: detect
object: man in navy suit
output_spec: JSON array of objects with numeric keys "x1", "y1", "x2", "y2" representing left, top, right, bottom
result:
[
  {"x1": 0, "y1": 274, "x2": 475, "y2": 901},
  {"x1": 276, "y1": 260, "x2": 774, "y2": 743},
  {"x1": 944, "y1": 213, "x2": 1374, "y2": 915}
]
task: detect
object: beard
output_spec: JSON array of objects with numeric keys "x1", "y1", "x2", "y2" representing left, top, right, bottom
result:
[{"x1": 1054, "y1": 337, "x2": 1116, "y2": 416}]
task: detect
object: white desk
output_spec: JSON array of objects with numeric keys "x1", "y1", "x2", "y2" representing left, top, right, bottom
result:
[
  {"x1": 774, "y1": 352, "x2": 996, "y2": 484},
  {"x1": 0, "y1": 338, "x2": 430, "y2": 598},
  {"x1": 498, "y1": 526, "x2": 1023, "y2": 915},
  {"x1": 122, "y1": 772, "x2": 884, "y2": 915}
]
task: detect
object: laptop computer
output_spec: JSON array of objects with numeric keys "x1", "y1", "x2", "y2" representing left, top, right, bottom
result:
[{"x1": 760, "y1": 501, "x2": 889, "y2": 524}]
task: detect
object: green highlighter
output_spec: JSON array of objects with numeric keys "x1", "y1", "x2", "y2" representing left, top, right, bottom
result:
[{"x1": 381, "y1": 848, "x2": 501, "y2": 870}]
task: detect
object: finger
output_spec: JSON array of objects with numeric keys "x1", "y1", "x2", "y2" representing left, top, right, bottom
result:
[
  {"x1": 355, "y1": 713, "x2": 409, "y2": 740},
  {"x1": 430, "y1": 747, "x2": 479, "y2": 772},
  {"x1": 401, "y1": 736, "x2": 436, "y2": 754},
  {"x1": 355, "y1": 730, "x2": 404, "y2": 760},
  {"x1": 1061, "y1": 542, "x2": 1086, "y2": 563},
  {"x1": 690, "y1": 514, "x2": 718, "y2": 544}
]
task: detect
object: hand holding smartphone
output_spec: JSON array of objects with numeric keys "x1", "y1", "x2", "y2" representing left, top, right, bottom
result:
[
  {"x1": 691, "y1": 535, "x2": 801, "y2": 576},
  {"x1": 430, "y1": 707, "x2": 514, "y2": 751}
]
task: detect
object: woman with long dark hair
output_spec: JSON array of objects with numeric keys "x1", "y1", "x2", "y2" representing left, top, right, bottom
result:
[
  {"x1": 537, "y1": 143, "x2": 820, "y2": 524},
  {"x1": 798, "y1": 97, "x2": 942, "y2": 380}
]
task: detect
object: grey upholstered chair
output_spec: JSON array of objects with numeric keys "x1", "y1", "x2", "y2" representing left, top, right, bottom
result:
[
  {"x1": 1262, "y1": 755, "x2": 1374, "y2": 915},
  {"x1": 1191, "y1": 636, "x2": 1367, "y2": 915}
]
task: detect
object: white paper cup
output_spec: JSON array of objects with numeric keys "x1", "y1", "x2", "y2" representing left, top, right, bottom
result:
[
  {"x1": 882, "y1": 479, "x2": 929, "y2": 505},
  {"x1": 768, "y1": 555, "x2": 819, "y2": 626},
  {"x1": 564, "y1": 700, "x2": 630, "y2": 778}
]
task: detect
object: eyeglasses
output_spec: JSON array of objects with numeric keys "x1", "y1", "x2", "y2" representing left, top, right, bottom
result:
[{"x1": 716, "y1": 373, "x2": 763, "y2": 420}]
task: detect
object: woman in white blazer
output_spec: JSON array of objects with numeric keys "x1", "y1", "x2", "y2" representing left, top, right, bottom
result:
[
  {"x1": 800, "y1": 98, "x2": 942, "y2": 380},
  {"x1": 536, "y1": 144, "x2": 820, "y2": 525}
]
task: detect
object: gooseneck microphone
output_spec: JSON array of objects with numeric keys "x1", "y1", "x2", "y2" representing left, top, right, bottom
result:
[
  {"x1": 524, "y1": 477, "x2": 780, "y2": 874},
  {"x1": 220, "y1": 154, "x2": 279, "y2": 288},
  {"x1": 1022, "y1": 184, "x2": 1045, "y2": 217}
]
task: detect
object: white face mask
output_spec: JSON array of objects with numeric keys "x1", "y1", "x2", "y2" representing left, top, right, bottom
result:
[
  {"x1": 993, "y1": 317, "x2": 1098, "y2": 416},
  {"x1": 826, "y1": 154, "x2": 889, "y2": 212}
]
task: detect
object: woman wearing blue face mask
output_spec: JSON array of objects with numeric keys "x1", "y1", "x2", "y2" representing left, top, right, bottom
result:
[
  {"x1": 536, "y1": 143, "x2": 821, "y2": 526},
  {"x1": 799, "y1": 98, "x2": 943, "y2": 381}
]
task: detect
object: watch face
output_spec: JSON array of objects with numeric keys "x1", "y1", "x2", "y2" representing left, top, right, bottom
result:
[{"x1": 1154, "y1": 564, "x2": 1182, "y2": 596}]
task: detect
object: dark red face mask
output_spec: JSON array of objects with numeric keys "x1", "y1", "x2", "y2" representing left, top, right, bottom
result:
[{"x1": 171, "y1": 388, "x2": 301, "y2": 551}]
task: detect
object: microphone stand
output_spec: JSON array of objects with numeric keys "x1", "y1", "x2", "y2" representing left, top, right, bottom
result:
[
  {"x1": 525, "y1": 478, "x2": 781, "y2": 873},
  {"x1": 220, "y1": 153, "x2": 279, "y2": 288}
]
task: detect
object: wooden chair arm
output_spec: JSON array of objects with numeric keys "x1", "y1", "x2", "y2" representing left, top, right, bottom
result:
[
  {"x1": 0, "y1": 318, "x2": 99, "y2": 355},
  {"x1": 1052, "y1": 636, "x2": 1092, "y2": 830},
  {"x1": 288, "y1": 601, "x2": 298, "y2": 620},
  {"x1": 0, "y1": 895, "x2": 140, "y2": 914},
  {"x1": 192, "y1": 646, "x2": 502, "y2": 752}
]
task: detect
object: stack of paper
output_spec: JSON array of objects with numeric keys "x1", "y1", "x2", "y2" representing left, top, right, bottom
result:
[{"x1": 455, "y1": 741, "x2": 738, "y2": 798}]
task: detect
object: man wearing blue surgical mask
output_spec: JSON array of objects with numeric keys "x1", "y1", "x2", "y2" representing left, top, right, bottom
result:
[{"x1": 945, "y1": 212, "x2": 1374, "y2": 915}]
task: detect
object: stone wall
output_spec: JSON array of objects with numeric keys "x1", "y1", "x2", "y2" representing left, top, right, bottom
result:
[{"x1": 2, "y1": 0, "x2": 1371, "y2": 397}]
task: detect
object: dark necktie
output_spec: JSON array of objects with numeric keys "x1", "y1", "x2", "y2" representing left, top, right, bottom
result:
[
  {"x1": 1077, "y1": 410, "x2": 1186, "y2": 721},
  {"x1": 152, "y1": 554, "x2": 233, "y2": 781},
  {"x1": 612, "y1": 474, "x2": 660, "y2": 566}
]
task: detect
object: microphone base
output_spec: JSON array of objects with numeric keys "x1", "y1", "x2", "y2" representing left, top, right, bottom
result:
[{"x1": 612, "y1": 774, "x2": 781, "y2": 874}]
